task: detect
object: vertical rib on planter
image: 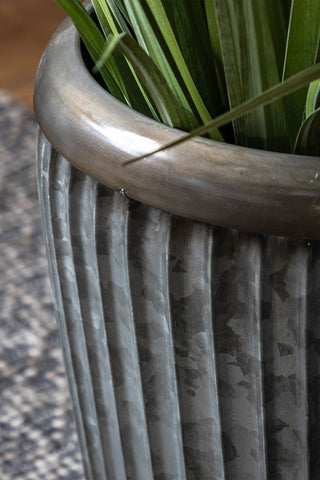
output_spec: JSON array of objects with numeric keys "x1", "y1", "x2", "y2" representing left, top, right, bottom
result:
[
  {"x1": 212, "y1": 229, "x2": 267, "y2": 480},
  {"x1": 127, "y1": 205, "x2": 187, "y2": 480},
  {"x1": 169, "y1": 217, "x2": 225, "y2": 480},
  {"x1": 68, "y1": 168, "x2": 127, "y2": 480},
  {"x1": 307, "y1": 241, "x2": 320, "y2": 479},
  {"x1": 38, "y1": 133, "x2": 127, "y2": 480},
  {"x1": 37, "y1": 133, "x2": 111, "y2": 480},
  {"x1": 262, "y1": 238, "x2": 309, "y2": 480},
  {"x1": 37, "y1": 133, "x2": 94, "y2": 480},
  {"x1": 95, "y1": 186, "x2": 153, "y2": 480}
]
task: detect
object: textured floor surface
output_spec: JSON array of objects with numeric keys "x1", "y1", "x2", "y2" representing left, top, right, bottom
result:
[{"x1": 0, "y1": 91, "x2": 84, "y2": 480}]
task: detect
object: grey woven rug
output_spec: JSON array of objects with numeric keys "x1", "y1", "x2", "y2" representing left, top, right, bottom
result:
[{"x1": 0, "y1": 92, "x2": 84, "y2": 480}]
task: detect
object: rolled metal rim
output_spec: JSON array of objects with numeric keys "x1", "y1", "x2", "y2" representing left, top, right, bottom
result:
[{"x1": 34, "y1": 14, "x2": 320, "y2": 238}]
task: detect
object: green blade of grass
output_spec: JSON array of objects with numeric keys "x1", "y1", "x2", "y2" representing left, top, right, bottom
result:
[
  {"x1": 92, "y1": 0, "x2": 118, "y2": 35},
  {"x1": 92, "y1": 0, "x2": 159, "y2": 120},
  {"x1": 92, "y1": 0, "x2": 157, "y2": 118},
  {"x1": 91, "y1": 0, "x2": 128, "y2": 93},
  {"x1": 213, "y1": 0, "x2": 289, "y2": 151},
  {"x1": 204, "y1": 0, "x2": 229, "y2": 111},
  {"x1": 123, "y1": 0, "x2": 190, "y2": 109},
  {"x1": 161, "y1": 0, "x2": 226, "y2": 119},
  {"x1": 242, "y1": 0, "x2": 289, "y2": 152},
  {"x1": 124, "y1": 62, "x2": 320, "y2": 164},
  {"x1": 212, "y1": 0, "x2": 242, "y2": 107},
  {"x1": 249, "y1": 0, "x2": 290, "y2": 152},
  {"x1": 102, "y1": 0, "x2": 131, "y2": 25},
  {"x1": 144, "y1": 0, "x2": 223, "y2": 140},
  {"x1": 282, "y1": 0, "x2": 320, "y2": 148},
  {"x1": 295, "y1": 108, "x2": 320, "y2": 156},
  {"x1": 94, "y1": 32, "x2": 126, "y2": 72},
  {"x1": 306, "y1": 79, "x2": 320, "y2": 118},
  {"x1": 93, "y1": 0, "x2": 130, "y2": 33},
  {"x1": 96, "y1": 33, "x2": 196, "y2": 129},
  {"x1": 123, "y1": 0, "x2": 223, "y2": 140},
  {"x1": 263, "y1": 0, "x2": 290, "y2": 75},
  {"x1": 54, "y1": 0, "x2": 125, "y2": 102}
]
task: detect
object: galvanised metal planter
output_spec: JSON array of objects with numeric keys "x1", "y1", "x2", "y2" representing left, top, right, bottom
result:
[{"x1": 34, "y1": 14, "x2": 320, "y2": 480}]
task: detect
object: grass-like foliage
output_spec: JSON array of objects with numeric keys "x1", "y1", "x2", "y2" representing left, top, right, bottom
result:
[{"x1": 55, "y1": 0, "x2": 320, "y2": 157}]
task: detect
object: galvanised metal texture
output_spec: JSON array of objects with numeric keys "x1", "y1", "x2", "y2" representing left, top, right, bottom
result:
[
  {"x1": 38, "y1": 130, "x2": 320, "y2": 480},
  {"x1": 33, "y1": 12, "x2": 320, "y2": 239}
]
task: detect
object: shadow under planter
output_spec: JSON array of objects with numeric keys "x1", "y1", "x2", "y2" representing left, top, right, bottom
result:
[{"x1": 35, "y1": 11, "x2": 320, "y2": 480}]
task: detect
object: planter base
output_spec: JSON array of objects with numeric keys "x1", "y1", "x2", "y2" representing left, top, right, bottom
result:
[{"x1": 38, "y1": 130, "x2": 320, "y2": 480}]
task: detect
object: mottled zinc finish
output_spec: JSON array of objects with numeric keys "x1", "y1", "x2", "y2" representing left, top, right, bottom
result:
[{"x1": 38, "y1": 131, "x2": 320, "y2": 480}]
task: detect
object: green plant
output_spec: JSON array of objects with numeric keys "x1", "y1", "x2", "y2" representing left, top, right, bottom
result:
[{"x1": 55, "y1": 0, "x2": 320, "y2": 157}]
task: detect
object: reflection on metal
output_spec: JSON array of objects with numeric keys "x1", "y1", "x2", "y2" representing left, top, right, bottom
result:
[{"x1": 38, "y1": 130, "x2": 320, "y2": 480}]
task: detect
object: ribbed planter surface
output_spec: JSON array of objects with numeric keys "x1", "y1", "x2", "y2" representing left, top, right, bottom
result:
[{"x1": 38, "y1": 130, "x2": 320, "y2": 480}]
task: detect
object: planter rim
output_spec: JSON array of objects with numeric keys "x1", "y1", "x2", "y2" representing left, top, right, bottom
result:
[{"x1": 34, "y1": 14, "x2": 320, "y2": 239}]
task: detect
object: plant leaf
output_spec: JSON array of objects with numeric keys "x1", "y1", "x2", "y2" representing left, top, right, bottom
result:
[
  {"x1": 93, "y1": 0, "x2": 130, "y2": 34},
  {"x1": 282, "y1": 0, "x2": 320, "y2": 148},
  {"x1": 97, "y1": 33, "x2": 196, "y2": 129},
  {"x1": 149, "y1": 0, "x2": 224, "y2": 122},
  {"x1": 54, "y1": 0, "x2": 126, "y2": 102},
  {"x1": 306, "y1": 79, "x2": 320, "y2": 118},
  {"x1": 94, "y1": 32, "x2": 126, "y2": 72},
  {"x1": 213, "y1": 0, "x2": 289, "y2": 152},
  {"x1": 124, "y1": 62, "x2": 320, "y2": 164},
  {"x1": 295, "y1": 108, "x2": 320, "y2": 156},
  {"x1": 107, "y1": 0, "x2": 131, "y2": 25},
  {"x1": 123, "y1": 0, "x2": 190, "y2": 109},
  {"x1": 204, "y1": 0, "x2": 229, "y2": 111},
  {"x1": 91, "y1": 0, "x2": 132, "y2": 101},
  {"x1": 123, "y1": 0, "x2": 224, "y2": 140}
]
